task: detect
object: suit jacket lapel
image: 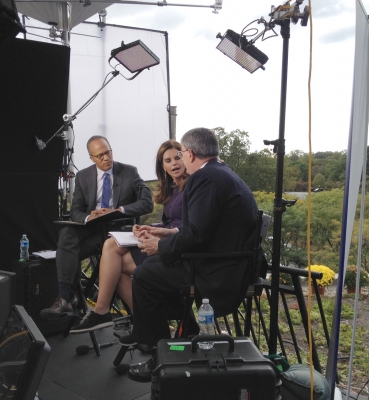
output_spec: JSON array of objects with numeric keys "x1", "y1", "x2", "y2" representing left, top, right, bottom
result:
[
  {"x1": 87, "y1": 165, "x2": 98, "y2": 213},
  {"x1": 112, "y1": 161, "x2": 122, "y2": 208}
]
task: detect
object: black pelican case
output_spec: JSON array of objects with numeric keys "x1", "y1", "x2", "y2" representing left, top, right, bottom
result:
[{"x1": 152, "y1": 335, "x2": 282, "y2": 400}]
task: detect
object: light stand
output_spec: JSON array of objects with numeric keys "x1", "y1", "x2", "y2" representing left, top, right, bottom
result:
[
  {"x1": 216, "y1": 1, "x2": 308, "y2": 355},
  {"x1": 35, "y1": 39, "x2": 160, "y2": 219},
  {"x1": 267, "y1": 18, "x2": 293, "y2": 355}
]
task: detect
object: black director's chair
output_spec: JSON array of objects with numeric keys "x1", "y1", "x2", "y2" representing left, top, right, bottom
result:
[
  {"x1": 112, "y1": 210, "x2": 269, "y2": 370},
  {"x1": 178, "y1": 210, "x2": 267, "y2": 339}
]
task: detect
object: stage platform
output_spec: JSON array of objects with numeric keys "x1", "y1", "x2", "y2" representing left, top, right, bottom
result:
[
  {"x1": 36, "y1": 323, "x2": 361, "y2": 400},
  {"x1": 38, "y1": 325, "x2": 151, "y2": 400}
]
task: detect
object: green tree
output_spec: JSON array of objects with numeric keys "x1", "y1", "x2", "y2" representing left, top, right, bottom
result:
[
  {"x1": 313, "y1": 173, "x2": 326, "y2": 189},
  {"x1": 213, "y1": 127, "x2": 251, "y2": 176},
  {"x1": 287, "y1": 150, "x2": 306, "y2": 162},
  {"x1": 313, "y1": 151, "x2": 346, "y2": 185},
  {"x1": 284, "y1": 158, "x2": 302, "y2": 191},
  {"x1": 286, "y1": 150, "x2": 309, "y2": 187},
  {"x1": 253, "y1": 191, "x2": 275, "y2": 211},
  {"x1": 243, "y1": 150, "x2": 276, "y2": 192},
  {"x1": 255, "y1": 189, "x2": 345, "y2": 271}
]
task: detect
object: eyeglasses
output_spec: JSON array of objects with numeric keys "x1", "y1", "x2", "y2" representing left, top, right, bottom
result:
[
  {"x1": 177, "y1": 149, "x2": 190, "y2": 159},
  {"x1": 90, "y1": 149, "x2": 113, "y2": 160}
]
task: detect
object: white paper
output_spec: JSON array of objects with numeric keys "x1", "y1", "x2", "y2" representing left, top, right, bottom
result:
[
  {"x1": 108, "y1": 232, "x2": 140, "y2": 247},
  {"x1": 32, "y1": 250, "x2": 56, "y2": 259}
]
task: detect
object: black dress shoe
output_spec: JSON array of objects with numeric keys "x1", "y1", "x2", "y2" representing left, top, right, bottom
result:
[
  {"x1": 127, "y1": 357, "x2": 155, "y2": 383},
  {"x1": 40, "y1": 297, "x2": 74, "y2": 320}
]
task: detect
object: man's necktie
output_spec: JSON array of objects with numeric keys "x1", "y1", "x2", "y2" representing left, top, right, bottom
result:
[{"x1": 102, "y1": 172, "x2": 111, "y2": 208}]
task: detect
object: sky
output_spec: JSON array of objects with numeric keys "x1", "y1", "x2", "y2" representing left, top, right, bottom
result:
[{"x1": 85, "y1": 0, "x2": 369, "y2": 155}]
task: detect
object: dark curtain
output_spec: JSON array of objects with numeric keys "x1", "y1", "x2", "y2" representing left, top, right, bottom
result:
[{"x1": 0, "y1": 38, "x2": 70, "y2": 270}]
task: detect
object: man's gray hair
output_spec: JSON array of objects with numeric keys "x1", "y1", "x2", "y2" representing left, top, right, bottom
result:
[
  {"x1": 181, "y1": 128, "x2": 219, "y2": 159},
  {"x1": 86, "y1": 136, "x2": 111, "y2": 153}
]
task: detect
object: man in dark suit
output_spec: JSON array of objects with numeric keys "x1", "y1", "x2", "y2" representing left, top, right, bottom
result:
[
  {"x1": 125, "y1": 127, "x2": 258, "y2": 382},
  {"x1": 41, "y1": 135, "x2": 153, "y2": 318}
]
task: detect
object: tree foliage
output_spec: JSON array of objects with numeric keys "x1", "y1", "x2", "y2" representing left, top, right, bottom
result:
[
  {"x1": 213, "y1": 127, "x2": 350, "y2": 192},
  {"x1": 214, "y1": 127, "x2": 250, "y2": 174},
  {"x1": 211, "y1": 127, "x2": 369, "y2": 272},
  {"x1": 313, "y1": 173, "x2": 325, "y2": 188},
  {"x1": 255, "y1": 190, "x2": 345, "y2": 271}
]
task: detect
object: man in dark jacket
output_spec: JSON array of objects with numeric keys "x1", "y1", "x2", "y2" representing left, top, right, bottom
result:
[{"x1": 126, "y1": 127, "x2": 258, "y2": 382}]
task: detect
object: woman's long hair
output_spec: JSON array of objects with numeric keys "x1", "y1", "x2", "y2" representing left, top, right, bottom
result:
[{"x1": 154, "y1": 140, "x2": 188, "y2": 205}]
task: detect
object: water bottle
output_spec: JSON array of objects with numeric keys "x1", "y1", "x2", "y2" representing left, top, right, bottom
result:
[
  {"x1": 198, "y1": 298, "x2": 214, "y2": 350},
  {"x1": 20, "y1": 234, "x2": 29, "y2": 261}
]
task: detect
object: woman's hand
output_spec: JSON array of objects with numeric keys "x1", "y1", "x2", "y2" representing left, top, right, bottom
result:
[
  {"x1": 133, "y1": 224, "x2": 146, "y2": 236},
  {"x1": 133, "y1": 225, "x2": 178, "y2": 239},
  {"x1": 133, "y1": 225, "x2": 154, "y2": 238}
]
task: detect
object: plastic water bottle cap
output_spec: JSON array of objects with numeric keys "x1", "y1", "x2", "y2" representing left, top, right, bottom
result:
[{"x1": 202, "y1": 299, "x2": 209, "y2": 304}]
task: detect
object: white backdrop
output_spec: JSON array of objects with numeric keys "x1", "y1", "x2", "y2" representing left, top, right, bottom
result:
[
  {"x1": 70, "y1": 22, "x2": 170, "y2": 180},
  {"x1": 23, "y1": 19, "x2": 170, "y2": 181}
]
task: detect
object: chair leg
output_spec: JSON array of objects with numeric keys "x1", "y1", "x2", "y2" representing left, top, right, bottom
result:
[
  {"x1": 232, "y1": 310, "x2": 243, "y2": 337},
  {"x1": 111, "y1": 292, "x2": 133, "y2": 328},
  {"x1": 280, "y1": 292, "x2": 301, "y2": 364},
  {"x1": 113, "y1": 345, "x2": 129, "y2": 367},
  {"x1": 253, "y1": 295, "x2": 270, "y2": 344},
  {"x1": 63, "y1": 315, "x2": 80, "y2": 338},
  {"x1": 244, "y1": 296, "x2": 253, "y2": 337},
  {"x1": 242, "y1": 297, "x2": 262, "y2": 347},
  {"x1": 178, "y1": 284, "x2": 195, "y2": 338},
  {"x1": 83, "y1": 257, "x2": 100, "y2": 299}
]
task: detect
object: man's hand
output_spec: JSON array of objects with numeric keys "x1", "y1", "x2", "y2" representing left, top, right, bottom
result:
[
  {"x1": 149, "y1": 227, "x2": 178, "y2": 238},
  {"x1": 87, "y1": 210, "x2": 102, "y2": 221},
  {"x1": 138, "y1": 232, "x2": 160, "y2": 256},
  {"x1": 87, "y1": 208, "x2": 121, "y2": 221},
  {"x1": 100, "y1": 208, "x2": 121, "y2": 215}
]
